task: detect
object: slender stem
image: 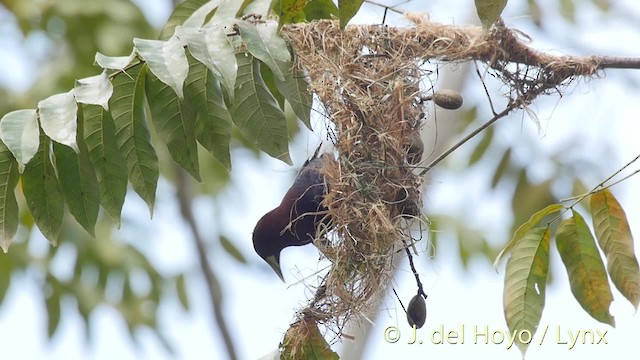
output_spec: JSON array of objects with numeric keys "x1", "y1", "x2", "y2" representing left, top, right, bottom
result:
[
  {"x1": 403, "y1": 240, "x2": 427, "y2": 299},
  {"x1": 421, "y1": 102, "x2": 517, "y2": 175},
  {"x1": 174, "y1": 167, "x2": 238, "y2": 360}
]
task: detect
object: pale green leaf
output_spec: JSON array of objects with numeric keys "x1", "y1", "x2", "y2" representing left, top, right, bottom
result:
[
  {"x1": 74, "y1": 71, "x2": 113, "y2": 110},
  {"x1": 210, "y1": 0, "x2": 247, "y2": 27},
  {"x1": 503, "y1": 227, "x2": 549, "y2": 355},
  {"x1": 94, "y1": 51, "x2": 136, "y2": 70},
  {"x1": 22, "y1": 134, "x2": 64, "y2": 245},
  {"x1": 110, "y1": 64, "x2": 159, "y2": 214},
  {"x1": 177, "y1": 24, "x2": 238, "y2": 98},
  {"x1": 81, "y1": 104, "x2": 128, "y2": 227},
  {"x1": 182, "y1": 0, "x2": 223, "y2": 28},
  {"x1": 475, "y1": 0, "x2": 508, "y2": 31},
  {"x1": 38, "y1": 90, "x2": 79, "y2": 152},
  {"x1": 273, "y1": 60, "x2": 312, "y2": 129},
  {"x1": 45, "y1": 280, "x2": 62, "y2": 338},
  {"x1": 242, "y1": 0, "x2": 272, "y2": 16},
  {"x1": 591, "y1": 189, "x2": 640, "y2": 309},
  {"x1": 134, "y1": 36, "x2": 189, "y2": 99},
  {"x1": 468, "y1": 126, "x2": 494, "y2": 166},
  {"x1": 491, "y1": 147, "x2": 511, "y2": 188},
  {"x1": 53, "y1": 141, "x2": 100, "y2": 237},
  {"x1": 494, "y1": 203, "x2": 563, "y2": 268},
  {"x1": 232, "y1": 53, "x2": 291, "y2": 164},
  {"x1": 237, "y1": 20, "x2": 291, "y2": 81},
  {"x1": 184, "y1": 56, "x2": 231, "y2": 169},
  {"x1": 146, "y1": 71, "x2": 201, "y2": 180},
  {"x1": 159, "y1": 0, "x2": 211, "y2": 40},
  {"x1": 220, "y1": 235, "x2": 247, "y2": 263},
  {"x1": 0, "y1": 109, "x2": 39, "y2": 169},
  {"x1": 176, "y1": 274, "x2": 190, "y2": 311},
  {"x1": 556, "y1": 210, "x2": 614, "y2": 326},
  {"x1": 338, "y1": 0, "x2": 364, "y2": 29},
  {"x1": 0, "y1": 141, "x2": 19, "y2": 252}
]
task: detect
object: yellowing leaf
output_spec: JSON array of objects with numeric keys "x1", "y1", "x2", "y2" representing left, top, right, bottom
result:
[
  {"x1": 590, "y1": 189, "x2": 640, "y2": 309},
  {"x1": 475, "y1": 0, "x2": 508, "y2": 31},
  {"x1": 277, "y1": 0, "x2": 309, "y2": 28},
  {"x1": 494, "y1": 203, "x2": 563, "y2": 268},
  {"x1": 503, "y1": 226, "x2": 550, "y2": 356},
  {"x1": 556, "y1": 210, "x2": 614, "y2": 326},
  {"x1": 281, "y1": 321, "x2": 338, "y2": 360}
]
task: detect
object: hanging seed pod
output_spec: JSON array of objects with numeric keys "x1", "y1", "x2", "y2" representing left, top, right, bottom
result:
[
  {"x1": 406, "y1": 294, "x2": 427, "y2": 328},
  {"x1": 432, "y1": 89, "x2": 463, "y2": 110}
]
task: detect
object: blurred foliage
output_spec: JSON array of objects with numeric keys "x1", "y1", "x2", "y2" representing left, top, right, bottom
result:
[
  {"x1": 0, "y1": 0, "x2": 156, "y2": 104},
  {"x1": 0, "y1": 0, "x2": 194, "y2": 351},
  {"x1": 0, "y1": 0, "x2": 634, "y2": 357}
]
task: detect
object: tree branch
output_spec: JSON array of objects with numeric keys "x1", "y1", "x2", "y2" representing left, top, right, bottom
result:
[{"x1": 174, "y1": 167, "x2": 238, "y2": 360}]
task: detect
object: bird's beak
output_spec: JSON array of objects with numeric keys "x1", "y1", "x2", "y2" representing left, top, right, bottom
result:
[{"x1": 265, "y1": 255, "x2": 285, "y2": 282}]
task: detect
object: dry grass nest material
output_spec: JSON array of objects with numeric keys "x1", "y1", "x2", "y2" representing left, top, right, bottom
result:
[{"x1": 279, "y1": 17, "x2": 601, "y2": 352}]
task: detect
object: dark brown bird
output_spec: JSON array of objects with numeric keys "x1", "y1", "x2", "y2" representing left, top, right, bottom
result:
[{"x1": 252, "y1": 152, "x2": 329, "y2": 281}]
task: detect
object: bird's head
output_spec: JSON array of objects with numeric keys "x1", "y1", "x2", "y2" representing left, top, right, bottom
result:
[{"x1": 252, "y1": 211, "x2": 286, "y2": 282}]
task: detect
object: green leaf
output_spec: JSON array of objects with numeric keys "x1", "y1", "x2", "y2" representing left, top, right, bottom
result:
[
  {"x1": 474, "y1": 0, "x2": 508, "y2": 31},
  {"x1": 276, "y1": 0, "x2": 309, "y2": 28},
  {"x1": 232, "y1": 53, "x2": 291, "y2": 164},
  {"x1": 159, "y1": 0, "x2": 211, "y2": 40},
  {"x1": 503, "y1": 226, "x2": 549, "y2": 356},
  {"x1": 237, "y1": 20, "x2": 291, "y2": 81},
  {"x1": 468, "y1": 126, "x2": 494, "y2": 166},
  {"x1": 220, "y1": 235, "x2": 247, "y2": 264},
  {"x1": 176, "y1": 274, "x2": 190, "y2": 311},
  {"x1": 134, "y1": 36, "x2": 189, "y2": 99},
  {"x1": 559, "y1": 0, "x2": 576, "y2": 23},
  {"x1": 281, "y1": 322, "x2": 339, "y2": 360},
  {"x1": 146, "y1": 71, "x2": 201, "y2": 180},
  {"x1": 38, "y1": 90, "x2": 79, "y2": 152},
  {"x1": 45, "y1": 278, "x2": 62, "y2": 338},
  {"x1": 304, "y1": 0, "x2": 339, "y2": 21},
  {"x1": 111, "y1": 64, "x2": 159, "y2": 214},
  {"x1": 494, "y1": 203, "x2": 563, "y2": 268},
  {"x1": 590, "y1": 189, "x2": 640, "y2": 309},
  {"x1": 556, "y1": 210, "x2": 614, "y2": 326},
  {"x1": 490, "y1": 147, "x2": 511, "y2": 188},
  {"x1": 53, "y1": 141, "x2": 100, "y2": 237},
  {"x1": 260, "y1": 62, "x2": 285, "y2": 109},
  {"x1": 338, "y1": 0, "x2": 364, "y2": 29},
  {"x1": 0, "y1": 109, "x2": 39, "y2": 169},
  {"x1": 81, "y1": 104, "x2": 128, "y2": 227},
  {"x1": 184, "y1": 56, "x2": 232, "y2": 169},
  {"x1": 0, "y1": 141, "x2": 19, "y2": 252},
  {"x1": 22, "y1": 134, "x2": 64, "y2": 245},
  {"x1": 273, "y1": 60, "x2": 312, "y2": 129}
]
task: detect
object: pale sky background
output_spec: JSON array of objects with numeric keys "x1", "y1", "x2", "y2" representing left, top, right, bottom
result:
[{"x1": 0, "y1": 1, "x2": 639, "y2": 359}]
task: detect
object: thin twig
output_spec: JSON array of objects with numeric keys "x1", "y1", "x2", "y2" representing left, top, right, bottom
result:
[
  {"x1": 549, "y1": 153, "x2": 640, "y2": 224},
  {"x1": 420, "y1": 102, "x2": 517, "y2": 175},
  {"x1": 475, "y1": 62, "x2": 497, "y2": 115},
  {"x1": 174, "y1": 167, "x2": 238, "y2": 360},
  {"x1": 402, "y1": 239, "x2": 427, "y2": 299}
]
